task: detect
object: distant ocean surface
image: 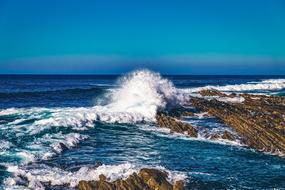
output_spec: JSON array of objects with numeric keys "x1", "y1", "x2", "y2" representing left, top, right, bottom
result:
[{"x1": 0, "y1": 71, "x2": 285, "y2": 189}]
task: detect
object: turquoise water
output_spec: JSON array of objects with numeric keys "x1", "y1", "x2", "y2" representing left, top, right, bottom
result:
[{"x1": 0, "y1": 72, "x2": 285, "y2": 189}]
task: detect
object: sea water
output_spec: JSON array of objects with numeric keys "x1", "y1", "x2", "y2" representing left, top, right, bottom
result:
[{"x1": 0, "y1": 70, "x2": 285, "y2": 189}]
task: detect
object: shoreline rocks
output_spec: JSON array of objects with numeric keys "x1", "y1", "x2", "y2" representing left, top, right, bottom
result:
[
  {"x1": 190, "y1": 90, "x2": 285, "y2": 156},
  {"x1": 77, "y1": 168, "x2": 184, "y2": 190},
  {"x1": 155, "y1": 89, "x2": 285, "y2": 156},
  {"x1": 155, "y1": 110, "x2": 237, "y2": 142}
]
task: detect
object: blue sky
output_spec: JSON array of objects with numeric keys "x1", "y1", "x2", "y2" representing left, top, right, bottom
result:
[{"x1": 0, "y1": 0, "x2": 284, "y2": 74}]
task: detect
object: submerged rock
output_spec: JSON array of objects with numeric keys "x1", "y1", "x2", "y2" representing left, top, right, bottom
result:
[
  {"x1": 76, "y1": 168, "x2": 184, "y2": 190},
  {"x1": 191, "y1": 91, "x2": 285, "y2": 156}
]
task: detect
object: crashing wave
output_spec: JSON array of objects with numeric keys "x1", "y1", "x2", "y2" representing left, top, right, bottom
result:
[{"x1": 0, "y1": 70, "x2": 184, "y2": 132}]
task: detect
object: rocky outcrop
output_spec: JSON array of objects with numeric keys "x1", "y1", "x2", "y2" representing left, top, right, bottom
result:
[
  {"x1": 155, "y1": 111, "x2": 237, "y2": 141},
  {"x1": 156, "y1": 113, "x2": 198, "y2": 137},
  {"x1": 190, "y1": 92, "x2": 285, "y2": 156},
  {"x1": 199, "y1": 89, "x2": 228, "y2": 97},
  {"x1": 77, "y1": 168, "x2": 184, "y2": 190}
]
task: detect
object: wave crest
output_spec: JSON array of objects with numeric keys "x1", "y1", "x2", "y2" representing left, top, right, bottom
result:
[
  {"x1": 182, "y1": 78, "x2": 285, "y2": 93},
  {"x1": 102, "y1": 69, "x2": 183, "y2": 120}
]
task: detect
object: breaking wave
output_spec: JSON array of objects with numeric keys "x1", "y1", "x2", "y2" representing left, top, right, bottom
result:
[
  {"x1": 0, "y1": 70, "x2": 184, "y2": 130},
  {"x1": 183, "y1": 79, "x2": 285, "y2": 93}
]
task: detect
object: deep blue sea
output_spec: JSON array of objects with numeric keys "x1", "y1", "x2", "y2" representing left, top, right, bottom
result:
[{"x1": 0, "y1": 71, "x2": 285, "y2": 189}]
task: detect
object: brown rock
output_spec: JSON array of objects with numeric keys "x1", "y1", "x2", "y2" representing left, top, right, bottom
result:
[
  {"x1": 199, "y1": 89, "x2": 228, "y2": 97},
  {"x1": 99, "y1": 174, "x2": 107, "y2": 181},
  {"x1": 156, "y1": 113, "x2": 198, "y2": 137},
  {"x1": 76, "y1": 168, "x2": 185, "y2": 190},
  {"x1": 173, "y1": 180, "x2": 184, "y2": 190},
  {"x1": 190, "y1": 93, "x2": 285, "y2": 156},
  {"x1": 139, "y1": 168, "x2": 172, "y2": 190},
  {"x1": 221, "y1": 130, "x2": 235, "y2": 141}
]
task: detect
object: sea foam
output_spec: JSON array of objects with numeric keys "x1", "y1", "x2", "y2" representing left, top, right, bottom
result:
[{"x1": 182, "y1": 78, "x2": 285, "y2": 93}]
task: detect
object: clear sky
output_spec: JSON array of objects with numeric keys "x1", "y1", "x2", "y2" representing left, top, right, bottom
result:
[{"x1": 0, "y1": 0, "x2": 284, "y2": 74}]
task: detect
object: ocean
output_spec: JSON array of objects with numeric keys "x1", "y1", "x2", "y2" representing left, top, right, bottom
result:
[{"x1": 0, "y1": 70, "x2": 285, "y2": 189}]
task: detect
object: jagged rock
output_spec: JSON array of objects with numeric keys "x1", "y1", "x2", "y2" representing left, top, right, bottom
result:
[
  {"x1": 221, "y1": 130, "x2": 235, "y2": 141},
  {"x1": 156, "y1": 113, "x2": 198, "y2": 137},
  {"x1": 139, "y1": 168, "x2": 172, "y2": 190},
  {"x1": 191, "y1": 93, "x2": 285, "y2": 156},
  {"x1": 76, "y1": 168, "x2": 184, "y2": 190}
]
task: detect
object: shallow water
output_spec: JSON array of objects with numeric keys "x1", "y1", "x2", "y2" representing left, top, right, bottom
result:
[{"x1": 0, "y1": 72, "x2": 285, "y2": 189}]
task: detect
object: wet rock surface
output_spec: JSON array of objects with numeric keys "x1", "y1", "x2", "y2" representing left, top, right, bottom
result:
[
  {"x1": 190, "y1": 90, "x2": 285, "y2": 156},
  {"x1": 77, "y1": 168, "x2": 184, "y2": 190},
  {"x1": 156, "y1": 113, "x2": 198, "y2": 137}
]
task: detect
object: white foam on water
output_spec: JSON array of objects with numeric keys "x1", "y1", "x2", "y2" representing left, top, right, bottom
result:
[
  {"x1": 0, "y1": 70, "x2": 187, "y2": 188},
  {"x1": 24, "y1": 132, "x2": 88, "y2": 161},
  {"x1": 0, "y1": 141, "x2": 13, "y2": 155},
  {"x1": 2, "y1": 71, "x2": 283, "y2": 189},
  {"x1": 16, "y1": 152, "x2": 36, "y2": 164},
  {"x1": 102, "y1": 70, "x2": 184, "y2": 120},
  {"x1": 202, "y1": 96, "x2": 245, "y2": 103},
  {"x1": 0, "y1": 108, "x2": 20, "y2": 116},
  {"x1": 4, "y1": 163, "x2": 186, "y2": 189},
  {"x1": 3, "y1": 74, "x2": 282, "y2": 137},
  {"x1": 0, "y1": 70, "x2": 185, "y2": 135},
  {"x1": 215, "y1": 96, "x2": 245, "y2": 103},
  {"x1": 181, "y1": 78, "x2": 285, "y2": 93},
  {"x1": 139, "y1": 120, "x2": 243, "y2": 147},
  {"x1": 193, "y1": 112, "x2": 211, "y2": 119}
]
